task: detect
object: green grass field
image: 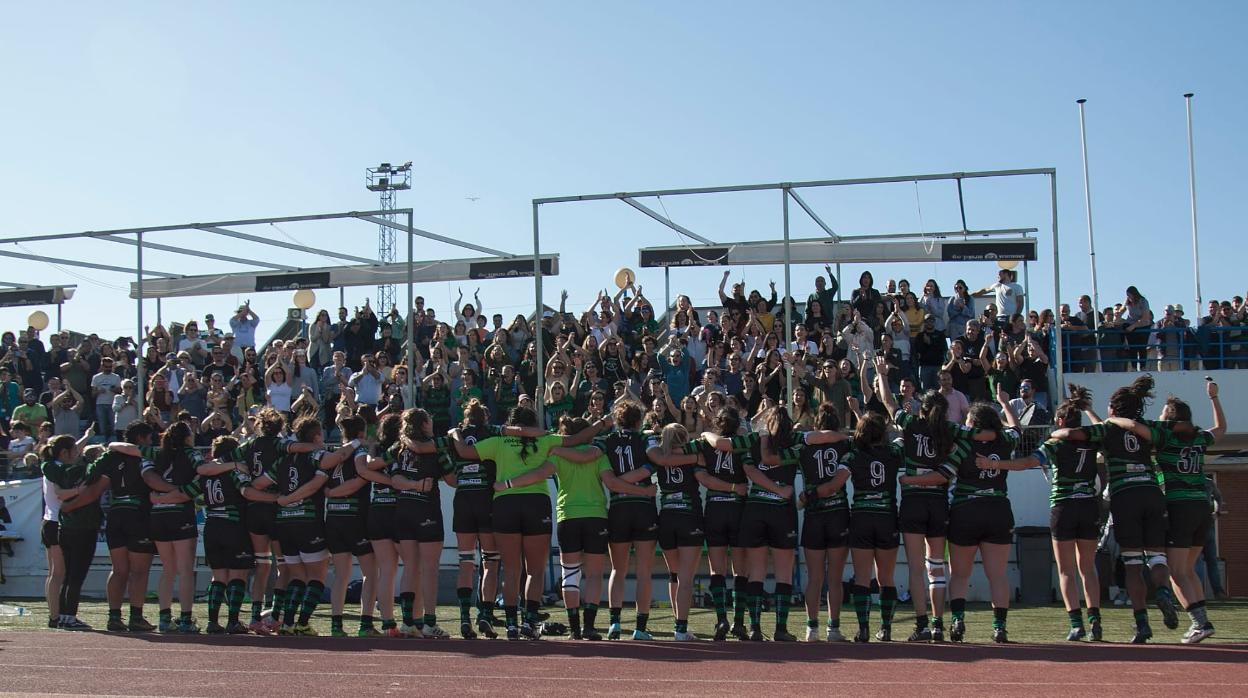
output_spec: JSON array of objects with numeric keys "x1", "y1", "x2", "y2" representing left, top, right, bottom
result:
[{"x1": 4, "y1": 598, "x2": 1246, "y2": 644}]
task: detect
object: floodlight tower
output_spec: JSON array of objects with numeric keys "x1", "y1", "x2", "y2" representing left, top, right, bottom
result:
[{"x1": 365, "y1": 161, "x2": 412, "y2": 312}]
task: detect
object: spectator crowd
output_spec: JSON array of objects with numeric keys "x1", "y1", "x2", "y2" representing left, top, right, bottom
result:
[{"x1": 1, "y1": 267, "x2": 1246, "y2": 472}]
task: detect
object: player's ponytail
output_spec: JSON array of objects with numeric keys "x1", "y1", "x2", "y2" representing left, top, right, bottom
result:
[{"x1": 1055, "y1": 384, "x2": 1092, "y2": 428}]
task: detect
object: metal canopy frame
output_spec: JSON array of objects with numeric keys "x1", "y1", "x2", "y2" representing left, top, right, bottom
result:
[
  {"x1": 3, "y1": 208, "x2": 534, "y2": 414},
  {"x1": 532, "y1": 168, "x2": 1063, "y2": 424}
]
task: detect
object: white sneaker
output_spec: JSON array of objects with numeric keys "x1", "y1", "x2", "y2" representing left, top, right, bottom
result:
[
  {"x1": 422, "y1": 624, "x2": 449, "y2": 639},
  {"x1": 400, "y1": 623, "x2": 425, "y2": 638},
  {"x1": 805, "y1": 626, "x2": 820, "y2": 642},
  {"x1": 673, "y1": 631, "x2": 700, "y2": 641},
  {"x1": 826, "y1": 626, "x2": 847, "y2": 642},
  {"x1": 1113, "y1": 591, "x2": 1129, "y2": 607}
]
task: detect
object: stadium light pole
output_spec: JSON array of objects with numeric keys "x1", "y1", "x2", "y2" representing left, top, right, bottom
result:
[
  {"x1": 1076, "y1": 99, "x2": 1101, "y2": 315},
  {"x1": 407, "y1": 209, "x2": 415, "y2": 399},
  {"x1": 136, "y1": 232, "x2": 144, "y2": 414},
  {"x1": 533, "y1": 202, "x2": 545, "y2": 428},
  {"x1": 1184, "y1": 93, "x2": 1202, "y2": 314},
  {"x1": 782, "y1": 187, "x2": 793, "y2": 401}
]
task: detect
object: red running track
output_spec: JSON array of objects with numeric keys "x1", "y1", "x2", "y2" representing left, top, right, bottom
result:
[{"x1": 1, "y1": 631, "x2": 1247, "y2": 697}]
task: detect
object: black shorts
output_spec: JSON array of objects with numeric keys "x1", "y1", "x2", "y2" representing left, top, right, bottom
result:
[
  {"x1": 947, "y1": 499, "x2": 1015, "y2": 547},
  {"x1": 1050, "y1": 498, "x2": 1100, "y2": 542},
  {"x1": 1165, "y1": 500, "x2": 1212, "y2": 549},
  {"x1": 491, "y1": 493, "x2": 552, "y2": 536},
  {"x1": 204, "y1": 519, "x2": 254, "y2": 570},
  {"x1": 703, "y1": 499, "x2": 742, "y2": 548},
  {"x1": 452, "y1": 490, "x2": 494, "y2": 535},
  {"x1": 801, "y1": 509, "x2": 849, "y2": 550},
  {"x1": 275, "y1": 518, "x2": 328, "y2": 562},
  {"x1": 395, "y1": 499, "x2": 446, "y2": 542},
  {"x1": 898, "y1": 496, "x2": 949, "y2": 537},
  {"x1": 1110, "y1": 486, "x2": 1167, "y2": 551},
  {"x1": 106, "y1": 508, "x2": 156, "y2": 554},
  {"x1": 149, "y1": 510, "x2": 197, "y2": 543},
  {"x1": 245, "y1": 502, "x2": 279, "y2": 538},
  {"x1": 326, "y1": 515, "x2": 374, "y2": 556},
  {"x1": 558, "y1": 517, "x2": 609, "y2": 555},
  {"x1": 849, "y1": 510, "x2": 900, "y2": 550},
  {"x1": 607, "y1": 501, "x2": 659, "y2": 544},
  {"x1": 658, "y1": 510, "x2": 704, "y2": 550},
  {"x1": 366, "y1": 505, "x2": 398, "y2": 542},
  {"x1": 739, "y1": 504, "x2": 798, "y2": 550},
  {"x1": 41, "y1": 520, "x2": 59, "y2": 547}
]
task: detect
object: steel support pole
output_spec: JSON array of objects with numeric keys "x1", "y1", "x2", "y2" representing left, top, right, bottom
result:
[
  {"x1": 1050, "y1": 173, "x2": 1064, "y2": 396},
  {"x1": 57, "y1": 303, "x2": 62, "y2": 333},
  {"x1": 1184, "y1": 93, "x2": 1202, "y2": 313},
  {"x1": 156, "y1": 298, "x2": 162, "y2": 326},
  {"x1": 533, "y1": 203, "x2": 545, "y2": 428},
  {"x1": 1076, "y1": 99, "x2": 1101, "y2": 314},
  {"x1": 407, "y1": 210, "x2": 415, "y2": 400},
  {"x1": 783, "y1": 188, "x2": 793, "y2": 402},
  {"x1": 664, "y1": 268, "x2": 671, "y2": 318},
  {"x1": 137, "y1": 232, "x2": 145, "y2": 414}
]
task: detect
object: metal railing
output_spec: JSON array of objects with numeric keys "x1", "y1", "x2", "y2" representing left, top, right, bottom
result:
[{"x1": 1056, "y1": 325, "x2": 1244, "y2": 372}]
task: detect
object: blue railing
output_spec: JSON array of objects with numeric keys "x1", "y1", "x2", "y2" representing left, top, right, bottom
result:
[{"x1": 1056, "y1": 324, "x2": 1243, "y2": 372}]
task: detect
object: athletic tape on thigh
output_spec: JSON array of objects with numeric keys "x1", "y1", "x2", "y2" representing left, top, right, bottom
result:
[
  {"x1": 561, "y1": 563, "x2": 582, "y2": 591},
  {"x1": 481, "y1": 550, "x2": 500, "y2": 564},
  {"x1": 282, "y1": 554, "x2": 303, "y2": 566},
  {"x1": 1145, "y1": 552, "x2": 1168, "y2": 568},
  {"x1": 300, "y1": 550, "x2": 328, "y2": 564},
  {"x1": 254, "y1": 552, "x2": 274, "y2": 563},
  {"x1": 926, "y1": 557, "x2": 947, "y2": 588},
  {"x1": 1121, "y1": 551, "x2": 1146, "y2": 566}
]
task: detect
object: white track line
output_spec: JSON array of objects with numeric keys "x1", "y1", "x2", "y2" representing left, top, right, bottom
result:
[{"x1": 1, "y1": 664, "x2": 1244, "y2": 687}]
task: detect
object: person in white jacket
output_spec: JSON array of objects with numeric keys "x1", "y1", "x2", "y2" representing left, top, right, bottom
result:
[{"x1": 842, "y1": 309, "x2": 874, "y2": 369}]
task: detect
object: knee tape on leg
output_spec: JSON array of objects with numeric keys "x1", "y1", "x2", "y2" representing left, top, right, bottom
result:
[
  {"x1": 1146, "y1": 552, "x2": 1168, "y2": 568},
  {"x1": 561, "y1": 563, "x2": 582, "y2": 591},
  {"x1": 926, "y1": 557, "x2": 947, "y2": 589},
  {"x1": 670, "y1": 572, "x2": 679, "y2": 584},
  {"x1": 254, "y1": 552, "x2": 273, "y2": 564},
  {"x1": 458, "y1": 551, "x2": 475, "y2": 564},
  {"x1": 481, "y1": 550, "x2": 500, "y2": 564},
  {"x1": 1122, "y1": 551, "x2": 1145, "y2": 567}
]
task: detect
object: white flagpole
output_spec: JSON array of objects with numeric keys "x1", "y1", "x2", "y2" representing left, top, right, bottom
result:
[
  {"x1": 1184, "y1": 93, "x2": 1202, "y2": 313},
  {"x1": 1076, "y1": 99, "x2": 1100, "y2": 314}
]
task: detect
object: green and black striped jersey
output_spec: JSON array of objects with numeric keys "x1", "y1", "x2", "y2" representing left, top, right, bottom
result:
[
  {"x1": 893, "y1": 410, "x2": 973, "y2": 498},
  {"x1": 1146, "y1": 421, "x2": 1215, "y2": 503},
  {"x1": 1078, "y1": 423, "x2": 1159, "y2": 496},
  {"x1": 369, "y1": 442, "x2": 397, "y2": 507},
  {"x1": 446, "y1": 424, "x2": 501, "y2": 493},
  {"x1": 699, "y1": 434, "x2": 753, "y2": 504},
  {"x1": 655, "y1": 438, "x2": 704, "y2": 514},
  {"x1": 1032, "y1": 438, "x2": 1099, "y2": 505},
  {"x1": 275, "y1": 447, "x2": 327, "y2": 521},
  {"x1": 845, "y1": 443, "x2": 905, "y2": 513},
  {"x1": 798, "y1": 441, "x2": 849, "y2": 513},
  {"x1": 325, "y1": 445, "x2": 370, "y2": 517},
  {"x1": 387, "y1": 440, "x2": 453, "y2": 503},
  {"x1": 96, "y1": 449, "x2": 149, "y2": 511},
  {"x1": 141, "y1": 446, "x2": 204, "y2": 516},
  {"x1": 201, "y1": 467, "x2": 250, "y2": 523},
  {"x1": 594, "y1": 429, "x2": 656, "y2": 505},
  {"x1": 43, "y1": 458, "x2": 104, "y2": 532},
  {"x1": 943, "y1": 429, "x2": 1019, "y2": 506},
  {"x1": 743, "y1": 434, "x2": 802, "y2": 507}
]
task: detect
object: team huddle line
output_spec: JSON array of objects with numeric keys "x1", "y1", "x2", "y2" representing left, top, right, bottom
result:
[{"x1": 38, "y1": 368, "x2": 1226, "y2": 645}]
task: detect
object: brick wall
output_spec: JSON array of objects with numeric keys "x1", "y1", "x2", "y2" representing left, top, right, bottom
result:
[{"x1": 1216, "y1": 471, "x2": 1248, "y2": 596}]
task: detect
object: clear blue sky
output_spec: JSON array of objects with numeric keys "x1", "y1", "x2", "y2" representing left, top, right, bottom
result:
[{"x1": 1, "y1": 1, "x2": 1244, "y2": 339}]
